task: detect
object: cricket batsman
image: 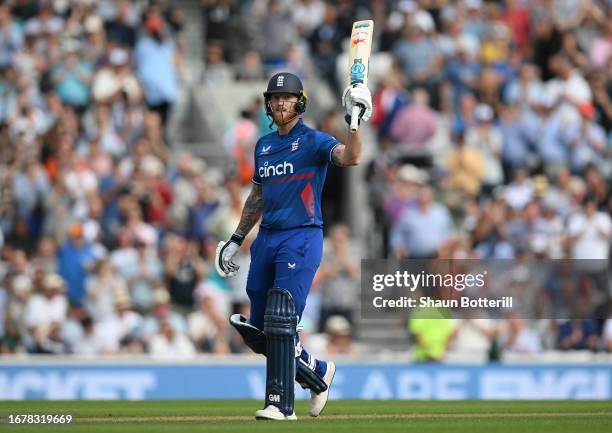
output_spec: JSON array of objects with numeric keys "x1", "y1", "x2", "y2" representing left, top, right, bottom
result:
[{"x1": 215, "y1": 72, "x2": 371, "y2": 420}]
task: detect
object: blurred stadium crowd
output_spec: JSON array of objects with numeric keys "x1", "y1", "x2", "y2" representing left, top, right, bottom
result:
[{"x1": 0, "y1": 0, "x2": 611, "y2": 361}]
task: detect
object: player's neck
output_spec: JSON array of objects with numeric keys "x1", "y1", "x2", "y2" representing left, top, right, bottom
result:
[{"x1": 276, "y1": 116, "x2": 300, "y2": 136}]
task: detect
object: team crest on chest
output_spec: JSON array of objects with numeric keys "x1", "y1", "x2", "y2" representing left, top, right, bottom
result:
[{"x1": 291, "y1": 138, "x2": 300, "y2": 152}]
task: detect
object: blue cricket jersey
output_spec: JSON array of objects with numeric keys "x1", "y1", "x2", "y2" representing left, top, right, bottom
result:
[{"x1": 252, "y1": 118, "x2": 340, "y2": 230}]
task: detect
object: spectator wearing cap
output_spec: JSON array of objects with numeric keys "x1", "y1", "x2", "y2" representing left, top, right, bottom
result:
[
  {"x1": 57, "y1": 222, "x2": 96, "y2": 307},
  {"x1": 465, "y1": 103, "x2": 503, "y2": 195},
  {"x1": 384, "y1": 164, "x2": 422, "y2": 229},
  {"x1": 391, "y1": 185, "x2": 454, "y2": 259},
  {"x1": 133, "y1": 14, "x2": 178, "y2": 126},
  {"x1": 23, "y1": 273, "x2": 68, "y2": 350},
  {"x1": 324, "y1": 315, "x2": 356, "y2": 355},
  {"x1": 96, "y1": 289, "x2": 142, "y2": 353},
  {"x1": 92, "y1": 47, "x2": 142, "y2": 105},
  {"x1": 142, "y1": 286, "x2": 188, "y2": 339}
]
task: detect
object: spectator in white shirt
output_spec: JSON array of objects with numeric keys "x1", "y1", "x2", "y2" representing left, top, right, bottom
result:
[
  {"x1": 149, "y1": 318, "x2": 196, "y2": 358},
  {"x1": 23, "y1": 273, "x2": 68, "y2": 350},
  {"x1": 566, "y1": 195, "x2": 611, "y2": 311}
]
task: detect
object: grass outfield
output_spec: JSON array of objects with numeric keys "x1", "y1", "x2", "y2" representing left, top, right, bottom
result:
[{"x1": 1, "y1": 400, "x2": 611, "y2": 433}]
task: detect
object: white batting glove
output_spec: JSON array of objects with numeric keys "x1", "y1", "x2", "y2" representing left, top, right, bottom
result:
[
  {"x1": 342, "y1": 83, "x2": 373, "y2": 123},
  {"x1": 215, "y1": 233, "x2": 244, "y2": 278}
]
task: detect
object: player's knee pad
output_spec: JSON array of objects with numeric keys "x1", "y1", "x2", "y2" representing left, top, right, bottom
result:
[
  {"x1": 264, "y1": 288, "x2": 298, "y2": 337},
  {"x1": 263, "y1": 288, "x2": 297, "y2": 415},
  {"x1": 229, "y1": 314, "x2": 266, "y2": 354}
]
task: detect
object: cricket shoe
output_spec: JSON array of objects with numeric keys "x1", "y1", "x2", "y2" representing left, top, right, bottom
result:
[
  {"x1": 309, "y1": 361, "x2": 336, "y2": 417},
  {"x1": 255, "y1": 405, "x2": 297, "y2": 421}
]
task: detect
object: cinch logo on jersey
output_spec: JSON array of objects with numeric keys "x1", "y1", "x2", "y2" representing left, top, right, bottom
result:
[{"x1": 259, "y1": 161, "x2": 294, "y2": 178}]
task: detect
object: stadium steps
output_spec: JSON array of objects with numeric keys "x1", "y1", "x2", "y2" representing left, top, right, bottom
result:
[
  {"x1": 355, "y1": 318, "x2": 411, "y2": 352},
  {"x1": 169, "y1": 0, "x2": 230, "y2": 165}
]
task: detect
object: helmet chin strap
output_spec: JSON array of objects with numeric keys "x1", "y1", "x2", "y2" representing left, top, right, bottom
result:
[{"x1": 267, "y1": 101, "x2": 298, "y2": 129}]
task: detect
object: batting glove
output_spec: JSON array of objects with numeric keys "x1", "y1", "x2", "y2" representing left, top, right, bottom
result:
[
  {"x1": 215, "y1": 233, "x2": 244, "y2": 278},
  {"x1": 342, "y1": 83, "x2": 373, "y2": 124}
]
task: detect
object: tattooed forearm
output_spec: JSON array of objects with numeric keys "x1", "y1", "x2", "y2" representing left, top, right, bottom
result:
[
  {"x1": 236, "y1": 183, "x2": 263, "y2": 236},
  {"x1": 331, "y1": 145, "x2": 345, "y2": 166},
  {"x1": 332, "y1": 137, "x2": 361, "y2": 167}
]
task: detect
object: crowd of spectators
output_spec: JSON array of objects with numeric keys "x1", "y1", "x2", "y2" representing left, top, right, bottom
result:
[{"x1": 1, "y1": 0, "x2": 612, "y2": 360}]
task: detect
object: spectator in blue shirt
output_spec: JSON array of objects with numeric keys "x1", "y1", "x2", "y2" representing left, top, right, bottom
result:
[
  {"x1": 134, "y1": 14, "x2": 178, "y2": 126},
  {"x1": 58, "y1": 222, "x2": 96, "y2": 307},
  {"x1": 51, "y1": 44, "x2": 93, "y2": 111},
  {"x1": 391, "y1": 185, "x2": 454, "y2": 259}
]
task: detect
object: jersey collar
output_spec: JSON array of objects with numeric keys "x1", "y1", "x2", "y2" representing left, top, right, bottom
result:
[{"x1": 277, "y1": 118, "x2": 306, "y2": 138}]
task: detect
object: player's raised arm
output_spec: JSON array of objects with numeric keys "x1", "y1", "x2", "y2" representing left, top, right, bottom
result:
[
  {"x1": 215, "y1": 182, "x2": 263, "y2": 278},
  {"x1": 331, "y1": 84, "x2": 373, "y2": 167}
]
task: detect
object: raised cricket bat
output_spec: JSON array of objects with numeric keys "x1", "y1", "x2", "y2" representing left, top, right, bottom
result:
[{"x1": 348, "y1": 19, "x2": 374, "y2": 132}]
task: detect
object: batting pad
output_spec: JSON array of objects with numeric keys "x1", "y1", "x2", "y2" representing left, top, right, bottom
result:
[
  {"x1": 230, "y1": 314, "x2": 328, "y2": 394},
  {"x1": 264, "y1": 288, "x2": 298, "y2": 415}
]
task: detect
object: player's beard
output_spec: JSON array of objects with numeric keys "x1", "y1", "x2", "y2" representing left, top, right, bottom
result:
[{"x1": 272, "y1": 102, "x2": 298, "y2": 126}]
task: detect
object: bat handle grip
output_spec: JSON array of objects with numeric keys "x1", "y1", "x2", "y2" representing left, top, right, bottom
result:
[{"x1": 350, "y1": 105, "x2": 361, "y2": 132}]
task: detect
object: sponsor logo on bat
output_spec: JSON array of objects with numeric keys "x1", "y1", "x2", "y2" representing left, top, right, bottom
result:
[
  {"x1": 351, "y1": 37, "x2": 367, "y2": 47},
  {"x1": 355, "y1": 22, "x2": 371, "y2": 28}
]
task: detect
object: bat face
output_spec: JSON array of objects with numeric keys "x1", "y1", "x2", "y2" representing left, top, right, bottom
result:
[{"x1": 348, "y1": 20, "x2": 374, "y2": 86}]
